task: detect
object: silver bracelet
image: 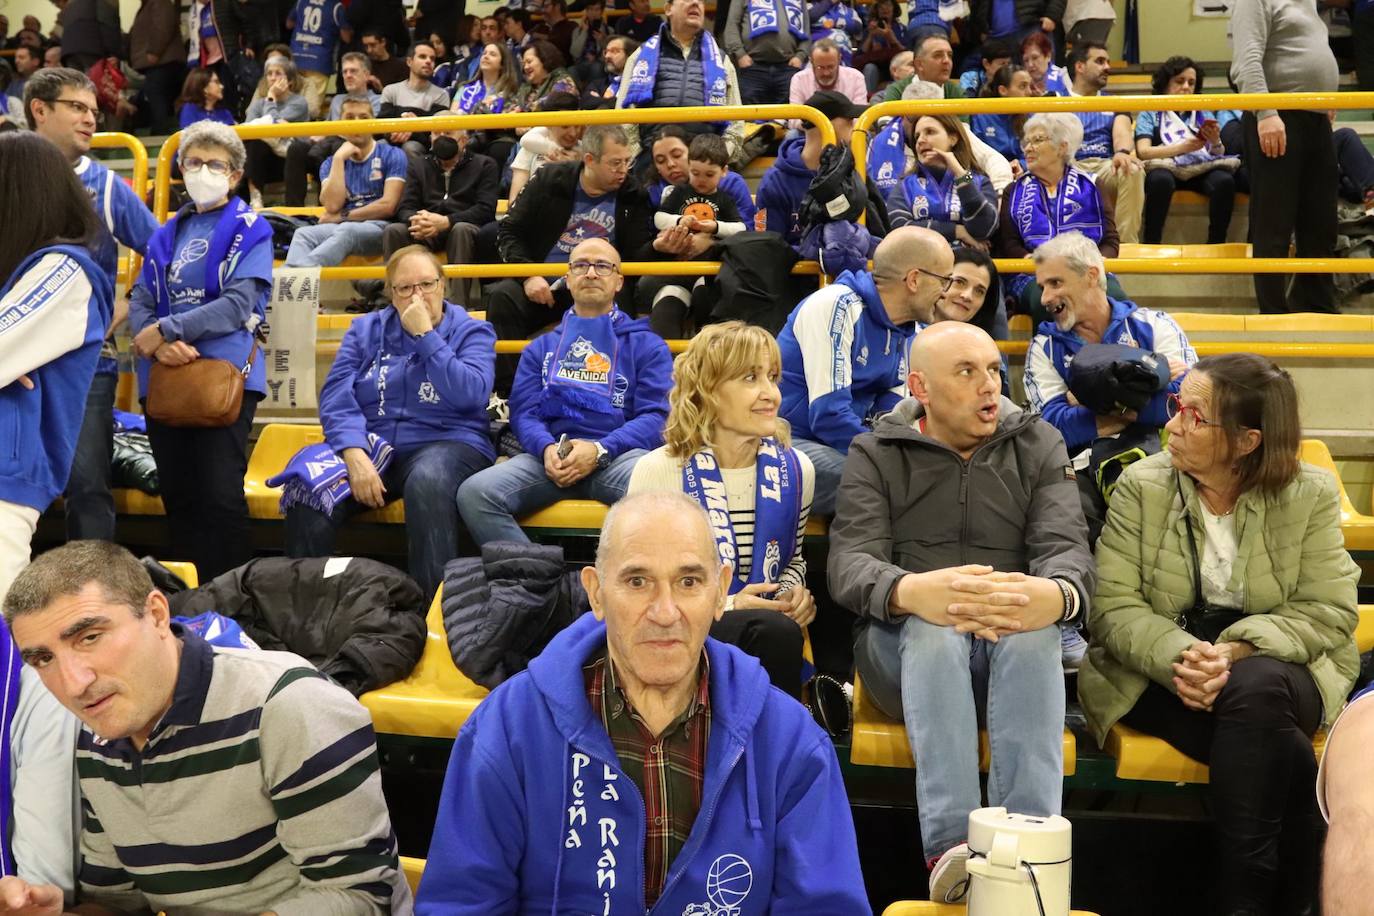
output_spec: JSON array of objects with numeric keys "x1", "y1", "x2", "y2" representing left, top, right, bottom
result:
[{"x1": 1055, "y1": 578, "x2": 1077, "y2": 623}]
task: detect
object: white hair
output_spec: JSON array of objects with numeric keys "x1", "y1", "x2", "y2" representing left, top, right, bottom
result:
[
  {"x1": 595, "y1": 491, "x2": 719, "y2": 578},
  {"x1": 1022, "y1": 112, "x2": 1083, "y2": 164},
  {"x1": 1031, "y1": 231, "x2": 1109, "y2": 291},
  {"x1": 901, "y1": 79, "x2": 944, "y2": 102},
  {"x1": 179, "y1": 121, "x2": 246, "y2": 172}
]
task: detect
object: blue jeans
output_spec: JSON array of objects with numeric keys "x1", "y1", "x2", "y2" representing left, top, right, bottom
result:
[
  {"x1": 65, "y1": 370, "x2": 117, "y2": 541},
  {"x1": 737, "y1": 61, "x2": 800, "y2": 105},
  {"x1": 855, "y1": 615, "x2": 1064, "y2": 860},
  {"x1": 285, "y1": 219, "x2": 389, "y2": 267},
  {"x1": 284, "y1": 440, "x2": 491, "y2": 600},
  {"x1": 456, "y1": 449, "x2": 644, "y2": 546},
  {"x1": 791, "y1": 437, "x2": 845, "y2": 518}
]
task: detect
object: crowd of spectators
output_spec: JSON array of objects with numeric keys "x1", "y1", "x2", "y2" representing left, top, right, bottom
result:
[{"x1": 4, "y1": 0, "x2": 1374, "y2": 914}]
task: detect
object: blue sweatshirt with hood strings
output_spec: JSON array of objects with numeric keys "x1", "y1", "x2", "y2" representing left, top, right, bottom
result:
[{"x1": 416, "y1": 612, "x2": 870, "y2": 915}]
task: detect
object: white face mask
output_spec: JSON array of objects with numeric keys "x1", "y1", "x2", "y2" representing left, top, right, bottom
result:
[{"x1": 183, "y1": 168, "x2": 231, "y2": 207}]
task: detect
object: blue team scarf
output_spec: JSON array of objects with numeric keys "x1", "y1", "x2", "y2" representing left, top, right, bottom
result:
[
  {"x1": 0, "y1": 622, "x2": 18, "y2": 878},
  {"x1": 173, "y1": 612, "x2": 261, "y2": 649},
  {"x1": 810, "y1": 2, "x2": 859, "y2": 61},
  {"x1": 868, "y1": 118, "x2": 908, "y2": 196},
  {"x1": 454, "y1": 79, "x2": 507, "y2": 115},
  {"x1": 1044, "y1": 64, "x2": 1071, "y2": 95},
  {"x1": 623, "y1": 25, "x2": 729, "y2": 122},
  {"x1": 537, "y1": 311, "x2": 622, "y2": 421},
  {"x1": 748, "y1": 0, "x2": 806, "y2": 39},
  {"x1": 682, "y1": 439, "x2": 800, "y2": 595},
  {"x1": 901, "y1": 164, "x2": 961, "y2": 223},
  {"x1": 1158, "y1": 110, "x2": 1223, "y2": 168},
  {"x1": 1009, "y1": 167, "x2": 1104, "y2": 250},
  {"x1": 267, "y1": 432, "x2": 394, "y2": 516},
  {"x1": 142, "y1": 197, "x2": 272, "y2": 322}
]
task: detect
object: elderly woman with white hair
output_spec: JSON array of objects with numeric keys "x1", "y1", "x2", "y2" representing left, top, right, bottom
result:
[
  {"x1": 995, "y1": 111, "x2": 1126, "y2": 319},
  {"x1": 128, "y1": 121, "x2": 275, "y2": 581}
]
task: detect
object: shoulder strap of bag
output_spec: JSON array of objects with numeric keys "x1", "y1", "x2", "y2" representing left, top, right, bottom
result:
[{"x1": 1176, "y1": 471, "x2": 1204, "y2": 605}]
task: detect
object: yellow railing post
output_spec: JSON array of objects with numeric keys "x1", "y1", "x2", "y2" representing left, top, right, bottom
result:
[{"x1": 91, "y1": 132, "x2": 150, "y2": 288}]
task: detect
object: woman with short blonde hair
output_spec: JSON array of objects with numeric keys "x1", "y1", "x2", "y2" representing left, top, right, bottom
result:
[{"x1": 629, "y1": 322, "x2": 816, "y2": 698}]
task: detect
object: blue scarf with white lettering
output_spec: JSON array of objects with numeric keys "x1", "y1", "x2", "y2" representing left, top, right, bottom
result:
[
  {"x1": 1008, "y1": 167, "x2": 1104, "y2": 250},
  {"x1": 682, "y1": 439, "x2": 800, "y2": 595},
  {"x1": 748, "y1": 0, "x2": 806, "y2": 39},
  {"x1": 1158, "y1": 110, "x2": 1224, "y2": 168},
  {"x1": 537, "y1": 310, "x2": 622, "y2": 421},
  {"x1": 623, "y1": 26, "x2": 729, "y2": 118},
  {"x1": 867, "y1": 117, "x2": 908, "y2": 197},
  {"x1": 0, "y1": 622, "x2": 18, "y2": 878},
  {"x1": 901, "y1": 163, "x2": 960, "y2": 223},
  {"x1": 454, "y1": 79, "x2": 506, "y2": 115},
  {"x1": 267, "y1": 432, "x2": 394, "y2": 515},
  {"x1": 142, "y1": 197, "x2": 272, "y2": 322}
]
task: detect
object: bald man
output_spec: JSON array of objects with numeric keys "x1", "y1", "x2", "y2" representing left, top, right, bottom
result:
[
  {"x1": 420, "y1": 492, "x2": 870, "y2": 914},
  {"x1": 827, "y1": 322, "x2": 1093, "y2": 904},
  {"x1": 457, "y1": 239, "x2": 673, "y2": 546},
  {"x1": 777, "y1": 226, "x2": 954, "y2": 516}
]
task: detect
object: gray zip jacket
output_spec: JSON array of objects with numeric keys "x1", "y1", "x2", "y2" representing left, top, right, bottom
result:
[{"x1": 827, "y1": 396, "x2": 1095, "y2": 626}]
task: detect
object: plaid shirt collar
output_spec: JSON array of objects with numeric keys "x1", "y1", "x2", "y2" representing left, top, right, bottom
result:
[{"x1": 597, "y1": 649, "x2": 711, "y2": 737}]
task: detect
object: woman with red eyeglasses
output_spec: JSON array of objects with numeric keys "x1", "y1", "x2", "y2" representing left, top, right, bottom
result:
[{"x1": 1078, "y1": 352, "x2": 1360, "y2": 916}]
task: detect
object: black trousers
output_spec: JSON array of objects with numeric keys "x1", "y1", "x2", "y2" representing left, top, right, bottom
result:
[
  {"x1": 710, "y1": 609, "x2": 804, "y2": 700},
  {"x1": 244, "y1": 138, "x2": 285, "y2": 193},
  {"x1": 1333, "y1": 126, "x2": 1374, "y2": 203},
  {"x1": 1242, "y1": 110, "x2": 1338, "y2": 314},
  {"x1": 284, "y1": 136, "x2": 343, "y2": 206},
  {"x1": 1122, "y1": 656, "x2": 1324, "y2": 915},
  {"x1": 1142, "y1": 167, "x2": 1237, "y2": 245},
  {"x1": 486, "y1": 278, "x2": 573, "y2": 396},
  {"x1": 145, "y1": 393, "x2": 260, "y2": 582}
]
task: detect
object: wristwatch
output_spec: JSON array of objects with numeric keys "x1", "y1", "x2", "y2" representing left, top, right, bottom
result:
[{"x1": 594, "y1": 441, "x2": 611, "y2": 470}]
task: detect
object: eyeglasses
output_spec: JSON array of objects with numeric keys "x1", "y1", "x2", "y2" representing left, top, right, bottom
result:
[
  {"x1": 181, "y1": 156, "x2": 234, "y2": 176},
  {"x1": 1022, "y1": 134, "x2": 1052, "y2": 149},
  {"x1": 392, "y1": 278, "x2": 443, "y2": 298},
  {"x1": 1166, "y1": 393, "x2": 1217, "y2": 432},
  {"x1": 51, "y1": 98, "x2": 97, "y2": 119},
  {"x1": 568, "y1": 260, "x2": 618, "y2": 277},
  {"x1": 913, "y1": 267, "x2": 955, "y2": 293}
]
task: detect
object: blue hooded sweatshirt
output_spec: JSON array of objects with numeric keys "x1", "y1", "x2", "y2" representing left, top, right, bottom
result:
[
  {"x1": 1024, "y1": 297, "x2": 1196, "y2": 454},
  {"x1": 778, "y1": 269, "x2": 914, "y2": 453},
  {"x1": 510, "y1": 308, "x2": 673, "y2": 461},
  {"x1": 0, "y1": 245, "x2": 113, "y2": 512},
  {"x1": 754, "y1": 135, "x2": 816, "y2": 248},
  {"x1": 416, "y1": 613, "x2": 870, "y2": 915},
  {"x1": 319, "y1": 304, "x2": 497, "y2": 460}
]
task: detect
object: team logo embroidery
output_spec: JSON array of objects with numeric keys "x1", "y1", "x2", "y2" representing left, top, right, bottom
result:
[
  {"x1": 418, "y1": 381, "x2": 439, "y2": 404},
  {"x1": 611, "y1": 373, "x2": 629, "y2": 408},
  {"x1": 682, "y1": 854, "x2": 753, "y2": 915},
  {"x1": 856, "y1": 345, "x2": 869, "y2": 367},
  {"x1": 168, "y1": 238, "x2": 210, "y2": 284},
  {"x1": 877, "y1": 161, "x2": 893, "y2": 181},
  {"x1": 762, "y1": 539, "x2": 782, "y2": 583},
  {"x1": 555, "y1": 337, "x2": 612, "y2": 384},
  {"x1": 632, "y1": 59, "x2": 651, "y2": 79}
]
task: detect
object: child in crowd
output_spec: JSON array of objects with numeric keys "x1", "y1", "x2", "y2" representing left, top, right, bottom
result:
[{"x1": 654, "y1": 133, "x2": 748, "y2": 240}]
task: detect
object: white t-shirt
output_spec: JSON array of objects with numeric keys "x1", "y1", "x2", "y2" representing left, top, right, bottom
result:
[{"x1": 1198, "y1": 506, "x2": 1243, "y2": 608}]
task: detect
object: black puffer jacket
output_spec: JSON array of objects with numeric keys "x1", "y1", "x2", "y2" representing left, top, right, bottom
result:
[
  {"x1": 170, "y1": 557, "x2": 427, "y2": 696},
  {"x1": 442, "y1": 542, "x2": 589, "y2": 689}
]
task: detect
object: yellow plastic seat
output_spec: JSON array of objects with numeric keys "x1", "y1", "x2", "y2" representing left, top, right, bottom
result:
[
  {"x1": 400, "y1": 856, "x2": 425, "y2": 895},
  {"x1": 1298, "y1": 439, "x2": 1374, "y2": 552},
  {"x1": 884, "y1": 904, "x2": 1099, "y2": 916},
  {"x1": 850, "y1": 673, "x2": 1077, "y2": 775},
  {"x1": 1173, "y1": 190, "x2": 1250, "y2": 207},
  {"x1": 1245, "y1": 314, "x2": 1374, "y2": 334},
  {"x1": 359, "y1": 587, "x2": 489, "y2": 739},
  {"x1": 113, "y1": 488, "x2": 166, "y2": 515},
  {"x1": 160, "y1": 561, "x2": 199, "y2": 588},
  {"x1": 244, "y1": 423, "x2": 326, "y2": 519}
]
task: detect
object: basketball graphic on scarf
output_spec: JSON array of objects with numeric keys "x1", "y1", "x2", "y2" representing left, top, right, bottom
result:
[{"x1": 584, "y1": 352, "x2": 611, "y2": 374}]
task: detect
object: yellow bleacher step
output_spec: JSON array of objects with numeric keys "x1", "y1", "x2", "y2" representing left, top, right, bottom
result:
[
  {"x1": 850, "y1": 673, "x2": 1077, "y2": 776},
  {"x1": 401, "y1": 857, "x2": 425, "y2": 896},
  {"x1": 359, "y1": 588, "x2": 489, "y2": 740},
  {"x1": 1118, "y1": 243, "x2": 1251, "y2": 260},
  {"x1": 160, "y1": 561, "x2": 199, "y2": 588},
  {"x1": 1299, "y1": 439, "x2": 1374, "y2": 552},
  {"x1": 884, "y1": 905, "x2": 1099, "y2": 916}
]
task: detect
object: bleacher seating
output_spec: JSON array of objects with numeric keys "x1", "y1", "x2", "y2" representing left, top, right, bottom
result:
[{"x1": 884, "y1": 904, "x2": 1100, "y2": 916}]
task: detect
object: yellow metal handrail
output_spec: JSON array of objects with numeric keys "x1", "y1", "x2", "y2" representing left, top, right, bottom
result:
[
  {"x1": 299, "y1": 260, "x2": 826, "y2": 280},
  {"x1": 91, "y1": 132, "x2": 150, "y2": 287},
  {"x1": 153, "y1": 105, "x2": 836, "y2": 221}
]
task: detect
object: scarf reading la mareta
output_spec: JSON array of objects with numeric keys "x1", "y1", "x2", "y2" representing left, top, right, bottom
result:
[
  {"x1": 537, "y1": 310, "x2": 623, "y2": 422},
  {"x1": 142, "y1": 196, "x2": 273, "y2": 321},
  {"x1": 748, "y1": 0, "x2": 806, "y2": 40},
  {"x1": 623, "y1": 24, "x2": 729, "y2": 123},
  {"x1": 453, "y1": 79, "x2": 507, "y2": 115},
  {"x1": 682, "y1": 439, "x2": 800, "y2": 595},
  {"x1": 0, "y1": 621, "x2": 20, "y2": 877}
]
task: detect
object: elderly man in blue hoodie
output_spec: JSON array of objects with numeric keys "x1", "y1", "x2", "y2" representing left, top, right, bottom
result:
[
  {"x1": 778, "y1": 225, "x2": 954, "y2": 516},
  {"x1": 418, "y1": 490, "x2": 870, "y2": 914},
  {"x1": 457, "y1": 238, "x2": 673, "y2": 545}
]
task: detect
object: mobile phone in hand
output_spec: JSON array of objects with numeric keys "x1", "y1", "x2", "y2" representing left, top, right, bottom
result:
[{"x1": 557, "y1": 434, "x2": 572, "y2": 459}]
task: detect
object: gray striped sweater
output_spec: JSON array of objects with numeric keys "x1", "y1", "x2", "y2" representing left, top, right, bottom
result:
[{"x1": 75, "y1": 632, "x2": 412, "y2": 915}]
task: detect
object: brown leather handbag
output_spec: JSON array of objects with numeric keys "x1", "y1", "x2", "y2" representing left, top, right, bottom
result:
[{"x1": 145, "y1": 341, "x2": 259, "y2": 429}]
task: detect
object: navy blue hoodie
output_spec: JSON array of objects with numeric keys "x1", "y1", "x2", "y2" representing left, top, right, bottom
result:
[
  {"x1": 417, "y1": 613, "x2": 870, "y2": 914},
  {"x1": 754, "y1": 135, "x2": 816, "y2": 248}
]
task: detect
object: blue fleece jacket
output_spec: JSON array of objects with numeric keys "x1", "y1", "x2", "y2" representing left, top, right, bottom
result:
[
  {"x1": 971, "y1": 112, "x2": 1024, "y2": 165},
  {"x1": 319, "y1": 304, "x2": 497, "y2": 460},
  {"x1": 0, "y1": 245, "x2": 113, "y2": 511},
  {"x1": 416, "y1": 613, "x2": 869, "y2": 915},
  {"x1": 510, "y1": 308, "x2": 672, "y2": 461},
  {"x1": 754, "y1": 135, "x2": 815, "y2": 248},
  {"x1": 1024, "y1": 297, "x2": 1197, "y2": 454},
  {"x1": 778, "y1": 269, "x2": 914, "y2": 452}
]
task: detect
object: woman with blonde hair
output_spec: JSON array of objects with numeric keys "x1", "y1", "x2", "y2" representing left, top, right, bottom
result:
[
  {"x1": 887, "y1": 113, "x2": 999, "y2": 249},
  {"x1": 627, "y1": 321, "x2": 816, "y2": 698}
]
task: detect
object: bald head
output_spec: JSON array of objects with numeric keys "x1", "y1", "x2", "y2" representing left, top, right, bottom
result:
[
  {"x1": 872, "y1": 227, "x2": 955, "y2": 325},
  {"x1": 569, "y1": 237, "x2": 620, "y2": 266},
  {"x1": 907, "y1": 321, "x2": 1005, "y2": 456},
  {"x1": 596, "y1": 492, "x2": 718, "y2": 576},
  {"x1": 909, "y1": 321, "x2": 999, "y2": 373}
]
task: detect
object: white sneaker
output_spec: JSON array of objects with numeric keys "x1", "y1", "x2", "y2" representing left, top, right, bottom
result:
[
  {"x1": 1061, "y1": 625, "x2": 1088, "y2": 673},
  {"x1": 928, "y1": 843, "x2": 971, "y2": 904}
]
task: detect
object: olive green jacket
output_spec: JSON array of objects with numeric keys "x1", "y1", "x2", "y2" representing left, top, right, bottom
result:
[{"x1": 1078, "y1": 451, "x2": 1361, "y2": 746}]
